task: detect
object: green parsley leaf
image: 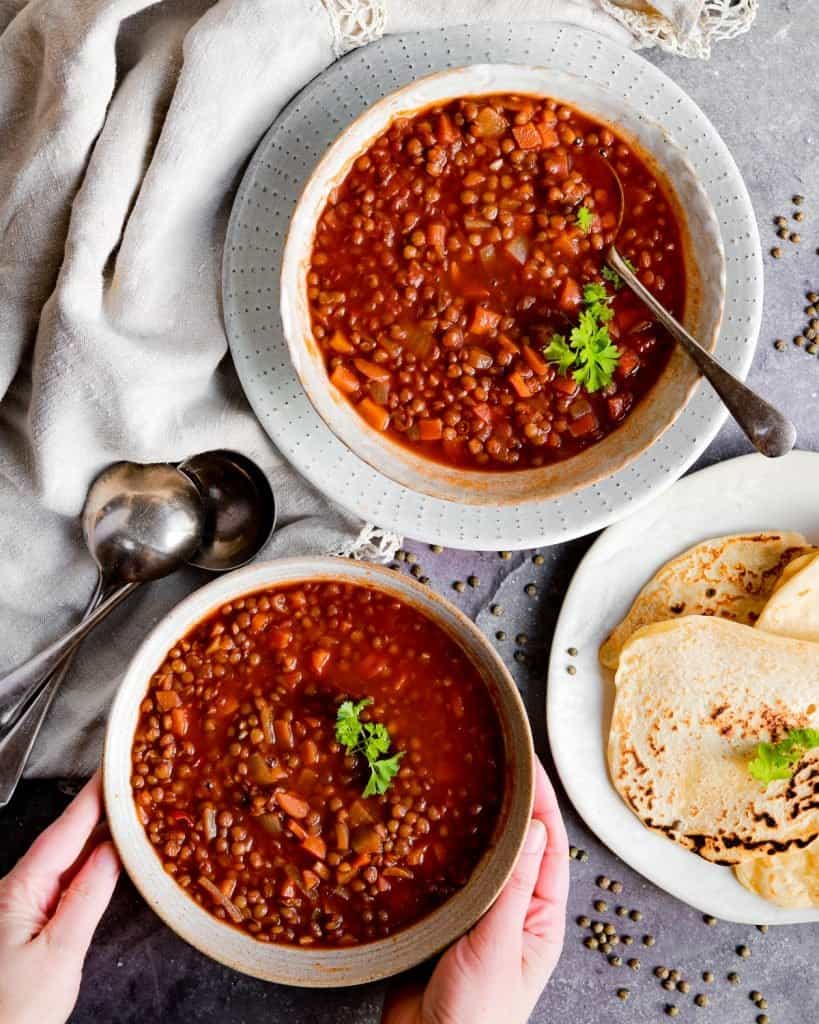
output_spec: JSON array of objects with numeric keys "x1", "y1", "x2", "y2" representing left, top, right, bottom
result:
[
  {"x1": 748, "y1": 728, "x2": 819, "y2": 787},
  {"x1": 335, "y1": 697, "x2": 404, "y2": 797},
  {"x1": 542, "y1": 280, "x2": 621, "y2": 392},
  {"x1": 601, "y1": 265, "x2": 622, "y2": 289},
  {"x1": 582, "y1": 282, "x2": 609, "y2": 307},
  {"x1": 335, "y1": 697, "x2": 372, "y2": 751},
  {"x1": 544, "y1": 333, "x2": 575, "y2": 374},
  {"x1": 361, "y1": 721, "x2": 391, "y2": 761},
  {"x1": 575, "y1": 204, "x2": 593, "y2": 234},
  {"x1": 363, "y1": 753, "x2": 405, "y2": 798},
  {"x1": 570, "y1": 313, "x2": 621, "y2": 392}
]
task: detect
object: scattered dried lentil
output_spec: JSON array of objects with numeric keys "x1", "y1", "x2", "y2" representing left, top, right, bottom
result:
[
  {"x1": 757, "y1": 1016, "x2": 769, "y2": 1024},
  {"x1": 516, "y1": 633, "x2": 528, "y2": 645},
  {"x1": 794, "y1": 193, "x2": 805, "y2": 205},
  {"x1": 467, "y1": 575, "x2": 480, "y2": 588},
  {"x1": 728, "y1": 972, "x2": 741, "y2": 985},
  {"x1": 499, "y1": 551, "x2": 511, "y2": 560},
  {"x1": 629, "y1": 908, "x2": 642, "y2": 921},
  {"x1": 405, "y1": 552, "x2": 417, "y2": 564},
  {"x1": 490, "y1": 604, "x2": 504, "y2": 616},
  {"x1": 774, "y1": 339, "x2": 786, "y2": 351},
  {"x1": 771, "y1": 247, "x2": 783, "y2": 258},
  {"x1": 495, "y1": 630, "x2": 506, "y2": 641},
  {"x1": 567, "y1": 646, "x2": 578, "y2": 656},
  {"x1": 617, "y1": 989, "x2": 630, "y2": 1001},
  {"x1": 757, "y1": 924, "x2": 769, "y2": 934},
  {"x1": 795, "y1": 335, "x2": 806, "y2": 346},
  {"x1": 453, "y1": 580, "x2": 466, "y2": 593},
  {"x1": 585, "y1": 936, "x2": 599, "y2": 950},
  {"x1": 577, "y1": 915, "x2": 591, "y2": 927},
  {"x1": 665, "y1": 1005, "x2": 680, "y2": 1017},
  {"x1": 532, "y1": 553, "x2": 545, "y2": 565},
  {"x1": 737, "y1": 945, "x2": 751, "y2": 958},
  {"x1": 678, "y1": 980, "x2": 690, "y2": 994},
  {"x1": 663, "y1": 979, "x2": 676, "y2": 992},
  {"x1": 694, "y1": 994, "x2": 709, "y2": 1008},
  {"x1": 609, "y1": 955, "x2": 623, "y2": 967},
  {"x1": 594, "y1": 899, "x2": 608, "y2": 912},
  {"x1": 655, "y1": 966, "x2": 670, "y2": 980},
  {"x1": 643, "y1": 935, "x2": 656, "y2": 947},
  {"x1": 514, "y1": 650, "x2": 527, "y2": 664},
  {"x1": 703, "y1": 915, "x2": 717, "y2": 926},
  {"x1": 524, "y1": 583, "x2": 537, "y2": 597},
  {"x1": 794, "y1": 210, "x2": 805, "y2": 221},
  {"x1": 628, "y1": 958, "x2": 640, "y2": 971},
  {"x1": 429, "y1": 544, "x2": 443, "y2": 553},
  {"x1": 703, "y1": 971, "x2": 714, "y2": 984},
  {"x1": 791, "y1": 232, "x2": 801, "y2": 243},
  {"x1": 616, "y1": 906, "x2": 628, "y2": 917},
  {"x1": 611, "y1": 881, "x2": 624, "y2": 894},
  {"x1": 567, "y1": 664, "x2": 577, "y2": 675}
]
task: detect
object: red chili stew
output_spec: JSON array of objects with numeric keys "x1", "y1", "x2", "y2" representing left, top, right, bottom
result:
[
  {"x1": 131, "y1": 582, "x2": 504, "y2": 946},
  {"x1": 307, "y1": 93, "x2": 686, "y2": 470}
]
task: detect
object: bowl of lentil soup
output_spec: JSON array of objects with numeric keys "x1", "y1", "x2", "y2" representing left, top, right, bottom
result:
[
  {"x1": 103, "y1": 557, "x2": 534, "y2": 986},
  {"x1": 281, "y1": 65, "x2": 725, "y2": 505}
]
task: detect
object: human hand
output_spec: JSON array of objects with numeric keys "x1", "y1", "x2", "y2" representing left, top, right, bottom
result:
[
  {"x1": 0, "y1": 772, "x2": 121, "y2": 1024},
  {"x1": 382, "y1": 757, "x2": 570, "y2": 1024}
]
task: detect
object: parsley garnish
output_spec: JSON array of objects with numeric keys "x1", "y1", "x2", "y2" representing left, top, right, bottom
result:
[
  {"x1": 601, "y1": 258, "x2": 637, "y2": 290},
  {"x1": 748, "y1": 728, "x2": 819, "y2": 787},
  {"x1": 575, "y1": 204, "x2": 593, "y2": 234},
  {"x1": 335, "y1": 697, "x2": 404, "y2": 797},
  {"x1": 543, "y1": 281, "x2": 621, "y2": 392}
]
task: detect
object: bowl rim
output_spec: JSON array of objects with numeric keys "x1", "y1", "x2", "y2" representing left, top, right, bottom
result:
[
  {"x1": 103, "y1": 556, "x2": 534, "y2": 987},
  {"x1": 280, "y1": 63, "x2": 726, "y2": 507}
]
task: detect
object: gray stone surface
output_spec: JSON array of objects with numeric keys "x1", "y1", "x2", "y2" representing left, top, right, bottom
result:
[{"x1": 3, "y1": 2, "x2": 819, "y2": 1021}]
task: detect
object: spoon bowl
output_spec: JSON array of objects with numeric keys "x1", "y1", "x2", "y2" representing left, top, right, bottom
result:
[
  {"x1": 179, "y1": 450, "x2": 276, "y2": 571},
  {"x1": 83, "y1": 461, "x2": 206, "y2": 582}
]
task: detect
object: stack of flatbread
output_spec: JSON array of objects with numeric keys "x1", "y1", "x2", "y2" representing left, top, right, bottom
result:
[{"x1": 601, "y1": 532, "x2": 819, "y2": 909}]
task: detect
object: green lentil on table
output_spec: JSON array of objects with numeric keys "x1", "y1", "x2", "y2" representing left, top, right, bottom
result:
[
  {"x1": 578, "y1": 915, "x2": 591, "y2": 927},
  {"x1": 597, "y1": 875, "x2": 611, "y2": 889},
  {"x1": 567, "y1": 645, "x2": 578, "y2": 656},
  {"x1": 495, "y1": 630, "x2": 506, "y2": 640},
  {"x1": 524, "y1": 583, "x2": 537, "y2": 596},
  {"x1": 703, "y1": 914, "x2": 717, "y2": 926},
  {"x1": 567, "y1": 664, "x2": 577, "y2": 675},
  {"x1": 694, "y1": 994, "x2": 709, "y2": 1008},
  {"x1": 467, "y1": 575, "x2": 480, "y2": 588},
  {"x1": 703, "y1": 971, "x2": 714, "y2": 983},
  {"x1": 737, "y1": 945, "x2": 751, "y2": 958},
  {"x1": 728, "y1": 972, "x2": 741, "y2": 985},
  {"x1": 594, "y1": 899, "x2": 608, "y2": 912},
  {"x1": 429, "y1": 544, "x2": 443, "y2": 553},
  {"x1": 771, "y1": 247, "x2": 783, "y2": 258},
  {"x1": 643, "y1": 935, "x2": 656, "y2": 946},
  {"x1": 532, "y1": 554, "x2": 545, "y2": 565},
  {"x1": 617, "y1": 988, "x2": 630, "y2": 1001}
]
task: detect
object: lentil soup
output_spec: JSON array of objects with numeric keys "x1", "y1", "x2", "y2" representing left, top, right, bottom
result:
[
  {"x1": 130, "y1": 581, "x2": 505, "y2": 947},
  {"x1": 307, "y1": 93, "x2": 686, "y2": 471}
]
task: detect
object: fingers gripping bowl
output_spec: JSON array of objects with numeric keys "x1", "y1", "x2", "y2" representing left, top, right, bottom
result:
[
  {"x1": 103, "y1": 558, "x2": 534, "y2": 986},
  {"x1": 280, "y1": 65, "x2": 726, "y2": 505}
]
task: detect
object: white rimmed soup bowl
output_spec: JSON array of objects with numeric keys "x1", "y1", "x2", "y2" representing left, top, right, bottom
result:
[
  {"x1": 103, "y1": 557, "x2": 534, "y2": 987},
  {"x1": 280, "y1": 64, "x2": 726, "y2": 506}
]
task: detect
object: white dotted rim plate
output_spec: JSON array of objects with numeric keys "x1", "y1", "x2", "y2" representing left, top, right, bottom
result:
[
  {"x1": 547, "y1": 451, "x2": 819, "y2": 925},
  {"x1": 223, "y1": 23, "x2": 762, "y2": 550}
]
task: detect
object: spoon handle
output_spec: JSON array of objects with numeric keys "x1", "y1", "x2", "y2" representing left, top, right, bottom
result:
[
  {"x1": 0, "y1": 582, "x2": 139, "y2": 712},
  {"x1": 608, "y1": 248, "x2": 796, "y2": 458},
  {"x1": 0, "y1": 578, "x2": 105, "y2": 807}
]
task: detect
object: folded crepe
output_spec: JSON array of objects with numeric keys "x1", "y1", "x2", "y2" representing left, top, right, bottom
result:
[
  {"x1": 609, "y1": 616, "x2": 819, "y2": 865},
  {"x1": 599, "y1": 532, "x2": 810, "y2": 671},
  {"x1": 735, "y1": 552, "x2": 819, "y2": 907}
]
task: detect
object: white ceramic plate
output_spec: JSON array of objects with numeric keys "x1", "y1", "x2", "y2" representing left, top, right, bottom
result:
[
  {"x1": 222, "y1": 22, "x2": 762, "y2": 550},
  {"x1": 546, "y1": 450, "x2": 819, "y2": 925}
]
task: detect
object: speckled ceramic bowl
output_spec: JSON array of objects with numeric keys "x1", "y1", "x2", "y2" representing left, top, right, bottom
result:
[
  {"x1": 103, "y1": 557, "x2": 534, "y2": 987},
  {"x1": 280, "y1": 64, "x2": 726, "y2": 506}
]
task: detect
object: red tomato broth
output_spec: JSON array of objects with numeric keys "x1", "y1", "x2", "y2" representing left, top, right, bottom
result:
[
  {"x1": 130, "y1": 581, "x2": 505, "y2": 947},
  {"x1": 307, "y1": 93, "x2": 686, "y2": 470}
]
